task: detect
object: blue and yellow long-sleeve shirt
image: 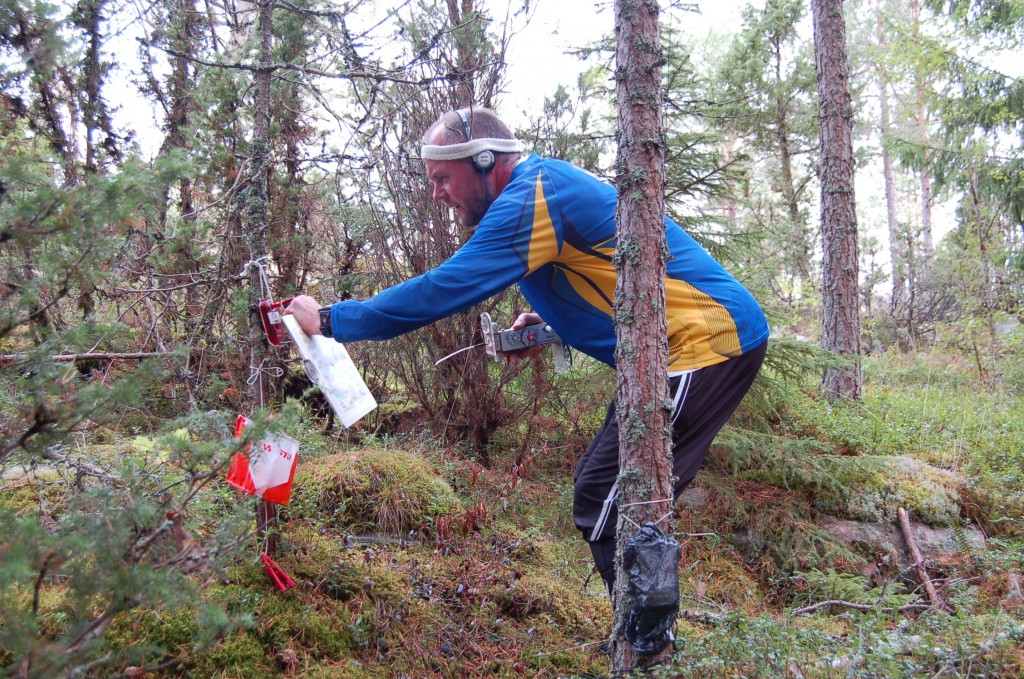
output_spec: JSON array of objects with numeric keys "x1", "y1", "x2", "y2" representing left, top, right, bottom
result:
[{"x1": 326, "y1": 154, "x2": 768, "y2": 372}]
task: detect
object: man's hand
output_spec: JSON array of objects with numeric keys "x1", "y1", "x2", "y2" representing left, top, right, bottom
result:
[
  {"x1": 283, "y1": 295, "x2": 323, "y2": 336},
  {"x1": 505, "y1": 312, "x2": 547, "y2": 365}
]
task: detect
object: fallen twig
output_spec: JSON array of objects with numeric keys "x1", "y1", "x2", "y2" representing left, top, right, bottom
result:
[
  {"x1": 1006, "y1": 573, "x2": 1023, "y2": 604},
  {"x1": 898, "y1": 507, "x2": 953, "y2": 613},
  {"x1": 791, "y1": 599, "x2": 931, "y2": 616},
  {"x1": 679, "y1": 608, "x2": 726, "y2": 625},
  {"x1": 41, "y1": 447, "x2": 119, "y2": 481}
]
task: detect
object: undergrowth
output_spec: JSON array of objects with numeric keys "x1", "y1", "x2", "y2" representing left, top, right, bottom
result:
[{"x1": 3, "y1": 350, "x2": 1023, "y2": 677}]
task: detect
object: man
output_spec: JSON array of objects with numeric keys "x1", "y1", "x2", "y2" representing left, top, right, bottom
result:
[{"x1": 287, "y1": 106, "x2": 768, "y2": 594}]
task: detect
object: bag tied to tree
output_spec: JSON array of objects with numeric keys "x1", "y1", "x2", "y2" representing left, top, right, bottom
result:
[{"x1": 621, "y1": 522, "x2": 680, "y2": 656}]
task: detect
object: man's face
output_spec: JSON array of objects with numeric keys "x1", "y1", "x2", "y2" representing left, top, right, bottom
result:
[{"x1": 425, "y1": 157, "x2": 491, "y2": 227}]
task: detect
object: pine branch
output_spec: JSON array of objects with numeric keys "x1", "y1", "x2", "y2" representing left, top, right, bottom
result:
[{"x1": 149, "y1": 41, "x2": 457, "y2": 86}]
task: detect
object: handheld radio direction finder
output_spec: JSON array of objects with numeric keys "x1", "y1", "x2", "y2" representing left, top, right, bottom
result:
[{"x1": 480, "y1": 312, "x2": 569, "y2": 372}]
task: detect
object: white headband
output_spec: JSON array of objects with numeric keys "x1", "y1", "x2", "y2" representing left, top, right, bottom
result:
[{"x1": 420, "y1": 138, "x2": 523, "y2": 161}]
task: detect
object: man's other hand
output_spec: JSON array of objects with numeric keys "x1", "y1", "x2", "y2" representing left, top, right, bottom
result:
[
  {"x1": 505, "y1": 312, "x2": 547, "y2": 364},
  {"x1": 284, "y1": 295, "x2": 323, "y2": 337}
]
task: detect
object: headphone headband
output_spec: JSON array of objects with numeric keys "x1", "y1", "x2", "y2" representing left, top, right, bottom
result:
[
  {"x1": 420, "y1": 109, "x2": 522, "y2": 171},
  {"x1": 420, "y1": 138, "x2": 523, "y2": 161}
]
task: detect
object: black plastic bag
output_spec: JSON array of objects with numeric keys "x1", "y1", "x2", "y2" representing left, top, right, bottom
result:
[{"x1": 621, "y1": 522, "x2": 680, "y2": 656}]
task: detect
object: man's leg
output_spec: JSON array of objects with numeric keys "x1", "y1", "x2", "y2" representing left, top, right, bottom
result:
[
  {"x1": 573, "y1": 400, "x2": 621, "y2": 595},
  {"x1": 572, "y1": 342, "x2": 767, "y2": 594},
  {"x1": 667, "y1": 342, "x2": 767, "y2": 494}
]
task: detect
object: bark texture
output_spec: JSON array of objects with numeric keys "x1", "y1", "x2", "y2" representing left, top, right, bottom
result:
[
  {"x1": 245, "y1": 0, "x2": 278, "y2": 555},
  {"x1": 611, "y1": 0, "x2": 674, "y2": 670},
  {"x1": 812, "y1": 0, "x2": 861, "y2": 400}
]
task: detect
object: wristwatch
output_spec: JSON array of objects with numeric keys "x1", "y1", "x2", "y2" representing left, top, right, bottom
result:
[{"x1": 318, "y1": 306, "x2": 333, "y2": 338}]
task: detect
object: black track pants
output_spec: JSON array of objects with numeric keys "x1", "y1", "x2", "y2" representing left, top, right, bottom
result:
[{"x1": 573, "y1": 342, "x2": 767, "y2": 575}]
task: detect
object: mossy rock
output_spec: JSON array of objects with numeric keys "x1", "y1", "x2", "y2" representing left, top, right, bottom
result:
[
  {"x1": 744, "y1": 455, "x2": 962, "y2": 526},
  {"x1": 291, "y1": 447, "x2": 461, "y2": 537},
  {"x1": 813, "y1": 455, "x2": 962, "y2": 526},
  {"x1": 679, "y1": 476, "x2": 866, "y2": 576}
]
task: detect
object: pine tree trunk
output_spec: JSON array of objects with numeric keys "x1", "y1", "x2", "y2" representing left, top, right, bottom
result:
[
  {"x1": 812, "y1": 0, "x2": 861, "y2": 400},
  {"x1": 611, "y1": 0, "x2": 674, "y2": 670},
  {"x1": 79, "y1": 0, "x2": 107, "y2": 175},
  {"x1": 919, "y1": 163, "x2": 934, "y2": 272}
]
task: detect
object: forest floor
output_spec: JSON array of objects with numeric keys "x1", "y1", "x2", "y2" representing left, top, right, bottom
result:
[{"x1": 4, "y1": 350, "x2": 1024, "y2": 677}]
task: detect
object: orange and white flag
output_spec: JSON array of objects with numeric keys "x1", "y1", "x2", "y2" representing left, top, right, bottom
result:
[{"x1": 226, "y1": 416, "x2": 299, "y2": 506}]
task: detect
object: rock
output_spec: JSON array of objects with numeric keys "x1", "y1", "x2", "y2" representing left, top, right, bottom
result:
[{"x1": 820, "y1": 517, "x2": 985, "y2": 562}]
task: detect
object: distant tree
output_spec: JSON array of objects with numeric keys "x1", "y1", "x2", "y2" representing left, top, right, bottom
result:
[
  {"x1": 715, "y1": 0, "x2": 819, "y2": 303},
  {"x1": 872, "y1": 1, "x2": 910, "y2": 327},
  {"x1": 812, "y1": 0, "x2": 862, "y2": 400},
  {"x1": 518, "y1": 84, "x2": 607, "y2": 171},
  {"x1": 919, "y1": 0, "x2": 1023, "y2": 362},
  {"x1": 862, "y1": 0, "x2": 947, "y2": 342}
]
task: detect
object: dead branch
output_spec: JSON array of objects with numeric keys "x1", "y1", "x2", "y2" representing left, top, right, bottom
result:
[
  {"x1": 679, "y1": 609, "x2": 726, "y2": 625},
  {"x1": 791, "y1": 599, "x2": 932, "y2": 616},
  {"x1": 0, "y1": 351, "x2": 175, "y2": 366},
  {"x1": 40, "y1": 447, "x2": 120, "y2": 481},
  {"x1": 62, "y1": 596, "x2": 141, "y2": 656},
  {"x1": 898, "y1": 507, "x2": 953, "y2": 613}
]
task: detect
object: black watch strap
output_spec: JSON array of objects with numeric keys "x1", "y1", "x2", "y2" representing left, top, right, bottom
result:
[{"x1": 318, "y1": 306, "x2": 333, "y2": 338}]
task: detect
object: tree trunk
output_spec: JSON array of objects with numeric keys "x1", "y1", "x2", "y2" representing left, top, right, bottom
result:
[
  {"x1": 245, "y1": 0, "x2": 278, "y2": 555},
  {"x1": 774, "y1": 42, "x2": 809, "y2": 287},
  {"x1": 911, "y1": 0, "x2": 935, "y2": 278},
  {"x1": 446, "y1": 0, "x2": 485, "y2": 105},
  {"x1": 812, "y1": 0, "x2": 861, "y2": 400},
  {"x1": 969, "y1": 165, "x2": 998, "y2": 367},
  {"x1": 157, "y1": 0, "x2": 199, "y2": 229},
  {"x1": 875, "y1": 10, "x2": 907, "y2": 326},
  {"x1": 919, "y1": 163, "x2": 934, "y2": 273},
  {"x1": 79, "y1": 0, "x2": 109, "y2": 175},
  {"x1": 611, "y1": 0, "x2": 674, "y2": 671}
]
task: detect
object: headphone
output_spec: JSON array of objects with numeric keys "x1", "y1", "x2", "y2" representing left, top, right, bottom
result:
[{"x1": 457, "y1": 109, "x2": 495, "y2": 173}]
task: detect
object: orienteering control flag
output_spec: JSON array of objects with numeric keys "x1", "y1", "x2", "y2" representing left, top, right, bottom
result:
[{"x1": 226, "y1": 416, "x2": 299, "y2": 505}]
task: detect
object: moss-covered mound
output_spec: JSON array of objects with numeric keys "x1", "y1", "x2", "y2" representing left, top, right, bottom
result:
[{"x1": 291, "y1": 446, "x2": 461, "y2": 537}]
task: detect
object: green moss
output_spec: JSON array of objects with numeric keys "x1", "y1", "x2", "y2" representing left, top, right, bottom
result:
[
  {"x1": 495, "y1": 571, "x2": 611, "y2": 633},
  {"x1": 291, "y1": 446, "x2": 461, "y2": 536},
  {"x1": 0, "y1": 472, "x2": 69, "y2": 517},
  {"x1": 103, "y1": 605, "x2": 200, "y2": 665},
  {"x1": 192, "y1": 630, "x2": 275, "y2": 678},
  {"x1": 677, "y1": 538, "x2": 765, "y2": 612}
]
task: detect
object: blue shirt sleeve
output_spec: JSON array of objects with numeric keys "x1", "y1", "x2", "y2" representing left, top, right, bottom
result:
[{"x1": 327, "y1": 162, "x2": 559, "y2": 343}]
